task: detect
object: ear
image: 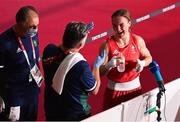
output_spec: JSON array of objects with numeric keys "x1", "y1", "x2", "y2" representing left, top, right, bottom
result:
[
  {"x1": 77, "y1": 34, "x2": 87, "y2": 49},
  {"x1": 128, "y1": 21, "x2": 131, "y2": 27},
  {"x1": 76, "y1": 42, "x2": 84, "y2": 49}
]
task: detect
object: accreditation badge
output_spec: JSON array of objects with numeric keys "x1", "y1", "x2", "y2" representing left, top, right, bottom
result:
[{"x1": 30, "y1": 64, "x2": 43, "y2": 87}]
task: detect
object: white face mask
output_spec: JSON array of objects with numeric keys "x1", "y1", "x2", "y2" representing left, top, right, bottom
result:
[{"x1": 26, "y1": 28, "x2": 38, "y2": 37}]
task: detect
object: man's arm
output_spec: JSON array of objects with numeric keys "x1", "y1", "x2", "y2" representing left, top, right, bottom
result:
[{"x1": 0, "y1": 45, "x2": 5, "y2": 113}]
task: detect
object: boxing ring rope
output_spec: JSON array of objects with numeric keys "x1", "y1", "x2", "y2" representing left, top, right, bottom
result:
[{"x1": 86, "y1": 2, "x2": 180, "y2": 43}]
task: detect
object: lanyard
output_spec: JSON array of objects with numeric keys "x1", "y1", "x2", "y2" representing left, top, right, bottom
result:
[{"x1": 17, "y1": 37, "x2": 36, "y2": 69}]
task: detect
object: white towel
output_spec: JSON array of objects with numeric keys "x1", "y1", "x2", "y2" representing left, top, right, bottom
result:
[{"x1": 52, "y1": 52, "x2": 86, "y2": 95}]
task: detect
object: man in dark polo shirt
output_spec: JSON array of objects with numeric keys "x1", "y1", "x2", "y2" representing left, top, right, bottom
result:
[
  {"x1": 0, "y1": 6, "x2": 42, "y2": 121},
  {"x1": 42, "y1": 22, "x2": 105, "y2": 121}
]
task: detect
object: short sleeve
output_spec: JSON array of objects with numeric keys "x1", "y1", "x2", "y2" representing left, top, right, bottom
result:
[
  {"x1": 42, "y1": 44, "x2": 60, "y2": 86},
  {"x1": 80, "y1": 61, "x2": 96, "y2": 92},
  {"x1": 0, "y1": 42, "x2": 4, "y2": 67},
  {"x1": 0, "y1": 40, "x2": 5, "y2": 97}
]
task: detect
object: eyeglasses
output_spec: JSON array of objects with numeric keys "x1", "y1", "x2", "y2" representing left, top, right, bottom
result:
[
  {"x1": 85, "y1": 22, "x2": 94, "y2": 33},
  {"x1": 81, "y1": 22, "x2": 94, "y2": 36}
]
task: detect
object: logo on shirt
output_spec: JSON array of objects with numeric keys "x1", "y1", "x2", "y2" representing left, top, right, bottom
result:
[
  {"x1": 16, "y1": 47, "x2": 22, "y2": 53},
  {"x1": 132, "y1": 45, "x2": 135, "y2": 49},
  {"x1": 33, "y1": 40, "x2": 38, "y2": 47},
  {"x1": 113, "y1": 49, "x2": 119, "y2": 55},
  {"x1": 131, "y1": 45, "x2": 137, "y2": 53}
]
